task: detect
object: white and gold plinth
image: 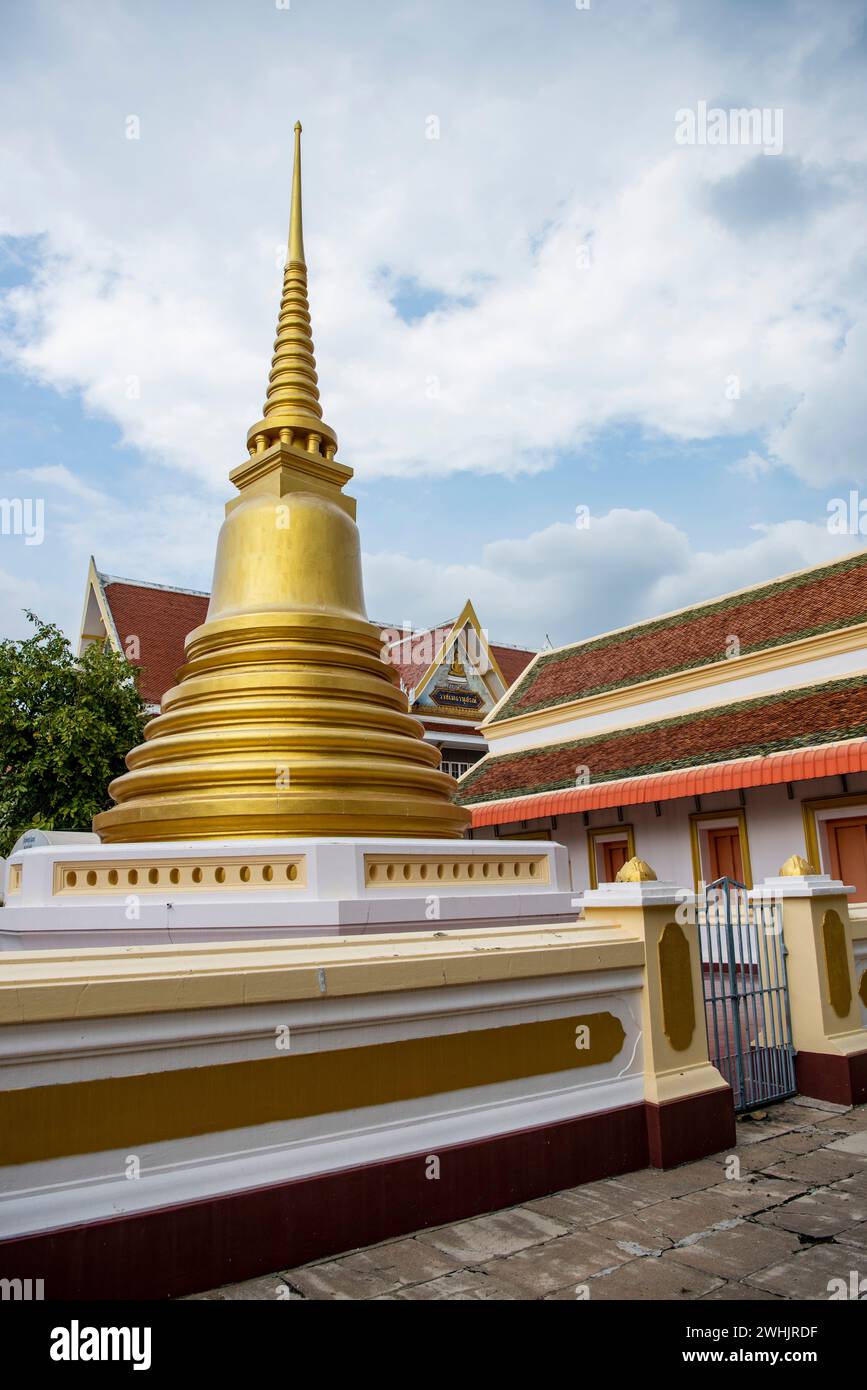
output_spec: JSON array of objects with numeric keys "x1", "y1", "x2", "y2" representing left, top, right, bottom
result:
[{"x1": 1, "y1": 837, "x2": 574, "y2": 949}]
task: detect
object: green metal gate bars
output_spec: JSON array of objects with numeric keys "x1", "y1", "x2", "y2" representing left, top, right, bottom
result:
[{"x1": 699, "y1": 877, "x2": 796, "y2": 1112}]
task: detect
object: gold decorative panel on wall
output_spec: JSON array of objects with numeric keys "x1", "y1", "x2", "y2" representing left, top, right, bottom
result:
[
  {"x1": 1, "y1": 1011, "x2": 628, "y2": 1165},
  {"x1": 658, "y1": 921, "x2": 696, "y2": 1052},
  {"x1": 822, "y1": 909, "x2": 852, "y2": 1019}
]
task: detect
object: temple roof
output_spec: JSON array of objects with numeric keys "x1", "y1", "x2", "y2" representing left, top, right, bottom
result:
[
  {"x1": 381, "y1": 621, "x2": 534, "y2": 695},
  {"x1": 459, "y1": 674, "x2": 867, "y2": 806},
  {"x1": 492, "y1": 548, "x2": 867, "y2": 725},
  {"x1": 86, "y1": 570, "x2": 209, "y2": 706}
]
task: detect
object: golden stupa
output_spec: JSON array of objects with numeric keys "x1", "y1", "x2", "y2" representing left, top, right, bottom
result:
[{"x1": 95, "y1": 125, "x2": 469, "y2": 843}]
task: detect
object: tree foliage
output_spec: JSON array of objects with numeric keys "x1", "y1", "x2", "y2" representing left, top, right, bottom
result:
[{"x1": 0, "y1": 613, "x2": 147, "y2": 856}]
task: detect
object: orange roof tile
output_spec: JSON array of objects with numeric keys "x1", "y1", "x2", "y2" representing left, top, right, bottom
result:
[{"x1": 468, "y1": 739, "x2": 867, "y2": 827}]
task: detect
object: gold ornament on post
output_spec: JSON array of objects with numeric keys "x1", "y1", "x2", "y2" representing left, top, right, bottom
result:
[
  {"x1": 615, "y1": 856, "x2": 657, "y2": 883},
  {"x1": 779, "y1": 854, "x2": 817, "y2": 876},
  {"x1": 95, "y1": 125, "x2": 469, "y2": 843}
]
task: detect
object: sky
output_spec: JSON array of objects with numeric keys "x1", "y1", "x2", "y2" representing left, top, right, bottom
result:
[{"x1": 1, "y1": 0, "x2": 867, "y2": 651}]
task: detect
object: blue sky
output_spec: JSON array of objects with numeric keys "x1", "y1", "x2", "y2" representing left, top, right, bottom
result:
[{"x1": 2, "y1": 0, "x2": 867, "y2": 649}]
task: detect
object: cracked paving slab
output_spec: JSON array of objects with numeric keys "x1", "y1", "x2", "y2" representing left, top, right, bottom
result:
[
  {"x1": 190, "y1": 1100, "x2": 867, "y2": 1301},
  {"x1": 745, "y1": 1241, "x2": 867, "y2": 1299},
  {"x1": 755, "y1": 1183, "x2": 867, "y2": 1238}
]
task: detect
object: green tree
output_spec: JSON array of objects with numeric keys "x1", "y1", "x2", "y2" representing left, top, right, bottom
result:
[{"x1": 0, "y1": 613, "x2": 147, "y2": 856}]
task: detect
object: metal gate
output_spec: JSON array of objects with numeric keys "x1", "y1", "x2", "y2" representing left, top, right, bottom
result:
[{"x1": 698, "y1": 877, "x2": 796, "y2": 1112}]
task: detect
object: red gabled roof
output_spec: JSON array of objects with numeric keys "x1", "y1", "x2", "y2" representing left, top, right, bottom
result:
[
  {"x1": 101, "y1": 577, "x2": 209, "y2": 705},
  {"x1": 382, "y1": 623, "x2": 455, "y2": 693},
  {"x1": 378, "y1": 621, "x2": 536, "y2": 695},
  {"x1": 491, "y1": 643, "x2": 536, "y2": 687},
  {"x1": 494, "y1": 548, "x2": 867, "y2": 723}
]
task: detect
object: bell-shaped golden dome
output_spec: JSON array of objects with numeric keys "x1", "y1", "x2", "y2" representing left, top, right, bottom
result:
[{"x1": 94, "y1": 125, "x2": 469, "y2": 843}]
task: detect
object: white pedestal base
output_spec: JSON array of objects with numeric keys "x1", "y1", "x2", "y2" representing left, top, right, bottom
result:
[{"x1": 1, "y1": 837, "x2": 575, "y2": 949}]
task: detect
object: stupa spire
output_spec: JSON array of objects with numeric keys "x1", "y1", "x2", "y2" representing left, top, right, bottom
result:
[
  {"x1": 94, "y1": 126, "x2": 469, "y2": 844},
  {"x1": 288, "y1": 120, "x2": 305, "y2": 265},
  {"x1": 247, "y1": 121, "x2": 337, "y2": 461}
]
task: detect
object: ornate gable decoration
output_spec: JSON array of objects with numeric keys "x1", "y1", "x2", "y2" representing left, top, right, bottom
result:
[
  {"x1": 383, "y1": 601, "x2": 509, "y2": 723},
  {"x1": 419, "y1": 631, "x2": 490, "y2": 718}
]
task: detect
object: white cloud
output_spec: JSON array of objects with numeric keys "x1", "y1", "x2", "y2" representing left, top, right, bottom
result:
[
  {"x1": 769, "y1": 322, "x2": 867, "y2": 487},
  {"x1": 2, "y1": 0, "x2": 867, "y2": 653},
  {"x1": 19, "y1": 463, "x2": 106, "y2": 505},
  {"x1": 364, "y1": 509, "x2": 860, "y2": 649},
  {"x1": 1, "y1": 0, "x2": 866, "y2": 489},
  {"x1": 729, "y1": 450, "x2": 776, "y2": 480},
  {"x1": 0, "y1": 463, "x2": 221, "y2": 641},
  {"x1": 6, "y1": 451, "x2": 857, "y2": 657}
]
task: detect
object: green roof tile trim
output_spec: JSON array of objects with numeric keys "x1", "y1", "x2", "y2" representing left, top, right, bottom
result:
[
  {"x1": 459, "y1": 674, "x2": 867, "y2": 806},
  {"x1": 495, "y1": 549, "x2": 867, "y2": 722}
]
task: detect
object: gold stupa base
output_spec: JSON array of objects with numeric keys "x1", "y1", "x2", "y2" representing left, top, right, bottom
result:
[
  {"x1": 95, "y1": 608, "x2": 468, "y2": 843},
  {"x1": 95, "y1": 797, "x2": 468, "y2": 843}
]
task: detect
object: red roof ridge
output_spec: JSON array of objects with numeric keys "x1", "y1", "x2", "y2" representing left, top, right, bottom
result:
[
  {"x1": 379, "y1": 621, "x2": 535, "y2": 658},
  {"x1": 491, "y1": 640, "x2": 537, "y2": 656},
  {"x1": 520, "y1": 543, "x2": 867, "y2": 666},
  {"x1": 379, "y1": 619, "x2": 456, "y2": 647},
  {"x1": 99, "y1": 571, "x2": 210, "y2": 599}
]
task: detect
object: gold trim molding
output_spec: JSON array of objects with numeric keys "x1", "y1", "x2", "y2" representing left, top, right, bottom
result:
[
  {"x1": 363, "y1": 852, "x2": 549, "y2": 887},
  {"x1": 0, "y1": 1010, "x2": 627, "y2": 1166},
  {"x1": 412, "y1": 599, "x2": 509, "y2": 707},
  {"x1": 0, "y1": 926, "x2": 646, "y2": 1026},
  {"x1": 802, "y1": 793, "x2": 867, "y2": 892},
  {"x1": 587, "y1": 823, "x2": 636, "y2": 890},
  {"x1": 52, "y1": 855, "x2": 307, "y2": 896},
  {"x1": 688, "y1": 808, "x2": 753, "y2": 892}
]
